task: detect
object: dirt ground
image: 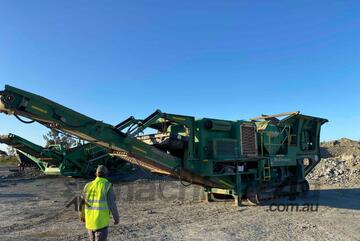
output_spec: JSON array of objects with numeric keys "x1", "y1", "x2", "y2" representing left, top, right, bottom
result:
[{"x1": 0, "y1": 165, "x2": 359, "y2": 241}]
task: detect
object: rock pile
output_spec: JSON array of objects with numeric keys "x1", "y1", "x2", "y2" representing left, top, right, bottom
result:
[{"x1": 308, "y1": 138, "x2": 360, "y2": 184}]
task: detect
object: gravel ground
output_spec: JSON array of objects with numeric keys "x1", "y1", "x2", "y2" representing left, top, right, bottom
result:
[{"x1": 0, "y1": 165, "x2": 359, "y2": 241}]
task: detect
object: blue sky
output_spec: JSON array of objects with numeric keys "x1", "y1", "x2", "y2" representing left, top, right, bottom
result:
[{"x1": 0, "y1": 1, "x2": 360, "y2": 151}]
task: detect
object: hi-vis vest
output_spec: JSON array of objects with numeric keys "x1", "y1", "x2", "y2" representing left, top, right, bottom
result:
[{"x1": 84, "y1": 177, "x2": 112, "y2": 230}]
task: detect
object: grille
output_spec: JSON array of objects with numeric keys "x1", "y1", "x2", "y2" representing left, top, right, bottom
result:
[
  {"x1": 211, "y1": 139, "x2": 237, "y2": 158},
  {"x1": 241, "y1": 124, "x2": 257, "y2": 156}
]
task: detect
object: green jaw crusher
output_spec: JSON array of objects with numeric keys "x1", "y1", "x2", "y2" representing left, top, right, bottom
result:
[{"x1": 0, "y1": 85, "x2": 327, "y2": 205}]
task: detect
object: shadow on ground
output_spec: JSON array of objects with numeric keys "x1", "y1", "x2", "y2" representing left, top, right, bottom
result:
[{"x1": 261, "y1": 188, "x2": 360, "y2": 211}]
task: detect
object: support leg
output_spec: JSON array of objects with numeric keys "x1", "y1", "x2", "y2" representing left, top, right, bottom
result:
[
  {"x1": 205, "y1": 192, "x2": 213, "y2": 202},
  {"x1": 234, "y1": 195, "x2": 242, "y2": 207}
]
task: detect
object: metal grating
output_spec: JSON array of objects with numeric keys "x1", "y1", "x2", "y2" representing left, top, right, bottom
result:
[
  {"x1": 241, "y1": 124, "x2": 257, "y2": 156},
  {"x1": 213, "y1": 139, "x2": 237, "y2": 158}
]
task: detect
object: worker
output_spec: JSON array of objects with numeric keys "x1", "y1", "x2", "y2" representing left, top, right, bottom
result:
[{"x1": 80, "y1": 165, "x2": 120, "y2": 241}]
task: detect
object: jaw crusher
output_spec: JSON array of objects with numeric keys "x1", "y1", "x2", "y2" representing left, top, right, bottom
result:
[
  {"x1": 0, "y1": 133, "x2": 132, "y2": 177},
  {"x1": 0, "y1": 85, "x2": 327, "y2": 205}
]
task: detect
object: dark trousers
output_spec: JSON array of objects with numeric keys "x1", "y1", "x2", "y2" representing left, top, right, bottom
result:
[{"x1": 87, "y1": 227, "x2": 108, "y2": 241}]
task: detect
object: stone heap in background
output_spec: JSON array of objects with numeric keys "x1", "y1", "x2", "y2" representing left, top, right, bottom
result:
[{"x1": 308, "y1": 138, "x2": 360, "y2": 184}]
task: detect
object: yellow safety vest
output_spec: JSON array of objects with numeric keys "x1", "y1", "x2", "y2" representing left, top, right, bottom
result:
[{"x1": 84, "y1": 177, "x2": 112, "y2": 230}]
